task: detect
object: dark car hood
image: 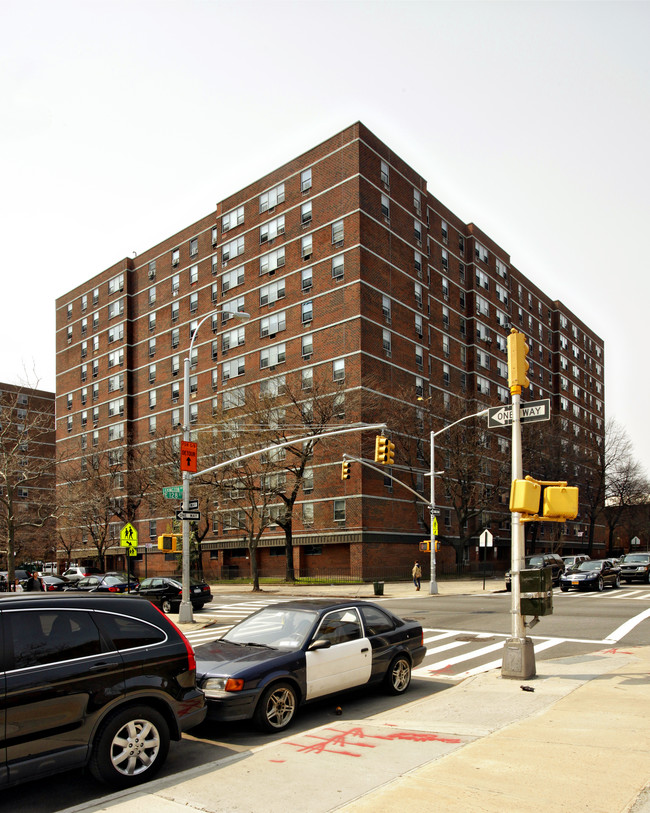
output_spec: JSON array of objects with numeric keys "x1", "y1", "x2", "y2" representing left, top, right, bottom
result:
[{"x1": 194, "y1": 639, "x2": 295, "y2": 676}]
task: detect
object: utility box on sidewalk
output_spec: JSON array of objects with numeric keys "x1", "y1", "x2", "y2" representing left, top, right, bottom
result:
[{"x1": 520, "y1": 566, "x2": 553, "y2": 616}]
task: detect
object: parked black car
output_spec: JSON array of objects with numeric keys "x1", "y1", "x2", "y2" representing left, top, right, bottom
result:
[
  {"x1": 0, "y1": 593, "x2": 206, "y2": 789},
  {"x1": 505, "y1": 553, "x2": 565, "y2": 591},
  {"x1": 560, "y1": 559, "x2": 621, "y2": 591},
  {"x1": 40, "y1": 574, "x2": 70, "y2": 591},
  {"x1": 64, "y1": 574, "x2": 130, "y2": 593},
  {"x1": 618, "y1": 553, "x2": 650, "y2": 584},
  {"x1": 137, "y1": 576, "x2": 213, "y2": 613},
  {"x1": 195, "y1": 599, "x2": 426, "y2": 732}
]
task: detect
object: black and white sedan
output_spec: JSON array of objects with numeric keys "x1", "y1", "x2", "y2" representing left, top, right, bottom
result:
[
  {"x1": 559, "y1": 559, "x2": 622, "y2": 592},
  {"x1": 194, "y1": 599, "x2": 426, "y2": 732}
]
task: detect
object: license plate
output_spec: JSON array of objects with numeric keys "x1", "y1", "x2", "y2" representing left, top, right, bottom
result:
[
  {"x1": 193, "y1": 587, "x2": 201, "y2": 593},
  {"x1": 572, "y1": 580, "x2": 579, "y2": 586}
]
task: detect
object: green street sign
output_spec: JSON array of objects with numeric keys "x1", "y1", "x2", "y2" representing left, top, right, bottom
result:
[{"x1": 162, "y1": 486, "x2": 183, "y2": 499}]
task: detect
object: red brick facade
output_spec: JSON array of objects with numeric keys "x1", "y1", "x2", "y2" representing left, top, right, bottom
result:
[{"x1": 55, "y1": 123, "x2": 605, "y2": 579}]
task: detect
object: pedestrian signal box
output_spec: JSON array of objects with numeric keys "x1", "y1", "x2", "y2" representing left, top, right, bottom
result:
[
  {"x1": 158, "y1": 534, "x2": 179, "y2": 552},
  {"x1": 419, "y1": 540, "x2": 430, "y2": 553},
  {"x1": 510, "y1": 479, "x2": 541, "y2": 515},
  {"x1": 543, "y1": 486, "x2": 579, "y2": 520}
]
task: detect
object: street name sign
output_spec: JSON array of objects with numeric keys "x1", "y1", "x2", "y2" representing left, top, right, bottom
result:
[
  {"x1": 162, "y1": 486, "x2": 183, "y2": 499},
  {"x1": 487, "y1": 399, "x2": 551, "y2": 429},
  {"x1": 175, "y1": 509, "x2": 201, "y2": 522}
]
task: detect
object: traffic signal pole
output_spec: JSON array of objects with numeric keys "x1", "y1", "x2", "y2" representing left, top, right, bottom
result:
[{"x1": 502, "y1": 329, "x2": 536, "y2": 679}]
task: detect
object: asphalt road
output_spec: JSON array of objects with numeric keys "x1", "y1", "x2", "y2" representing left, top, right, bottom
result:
[{"x1": 10, "y1": 585, "x2": 650, "y2": 812}]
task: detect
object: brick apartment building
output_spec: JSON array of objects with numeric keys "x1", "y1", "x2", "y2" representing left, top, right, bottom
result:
[
  {"x1": 55, "y1": 122, "x2": 605, "y2": 580},
  {"x1": 0, "y1": 383, "x2": 56, "y2": 571}
]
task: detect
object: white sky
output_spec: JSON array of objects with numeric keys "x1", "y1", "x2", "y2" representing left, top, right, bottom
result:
[{"x1": 1, "y1": 0, "x2": 649, "y2": 472}]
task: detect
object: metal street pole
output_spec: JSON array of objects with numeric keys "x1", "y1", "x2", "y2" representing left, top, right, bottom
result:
[
  {"x1": 178, "y1": 308, "x2": 250, "y2": 624},
  {"x1": 429, "y1": 429, "x2": 438, "y2": 595},
  {"x1": 502, "y1": 389, "x2": 535, "y2": 678}
]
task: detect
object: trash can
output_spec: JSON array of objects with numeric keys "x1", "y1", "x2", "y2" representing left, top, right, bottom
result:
[{"x1": 373, "y1": 581, "x2": 384, "y2": 596}]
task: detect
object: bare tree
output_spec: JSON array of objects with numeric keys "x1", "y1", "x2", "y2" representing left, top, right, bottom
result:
[
  {"x1": 603, "y1": 455, "x2": 649, "y2": 554},
  {"x1": 0, "y1": 386, "x2": 55, "y2": 581}
]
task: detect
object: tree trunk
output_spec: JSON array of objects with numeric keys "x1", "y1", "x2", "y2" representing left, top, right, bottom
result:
[
  {"x1": 284, "y1": 519, "x2": 296, "y2": 582},
  {"x1": 249, "y1": 542, "x2": 260, "y2": 591}
]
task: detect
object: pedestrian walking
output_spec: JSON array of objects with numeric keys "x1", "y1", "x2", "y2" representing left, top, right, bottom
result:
[
  {"x1": 412, "y1": 561, "x2": 422, "y2": 591},
  {"x1": 13, "y1": 578, "x2": 23, "y2": 593},
  {"x1": 24, "y1": 572, "x2": 43, "y2": 592}
]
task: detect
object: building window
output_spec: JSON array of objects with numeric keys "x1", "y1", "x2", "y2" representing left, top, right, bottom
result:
[
  {"x1": 302, "y1": 367, "x2": 313, "y2": 390},
  {"x1": 301, "y1": 300, "x2": 313, "y2": 323},
  {"x1": 302, "y1": 334, "x2": 313, "y2": 358},
  {"x1": 171, "y1": 328, "x2": 179, "y2": 348},
  {"x1": 260, "y1": 247, "x2": 285, "y2": 275},
  {"x1": 414, "y1": 282, "x2": 423, "y2": 308},
  {"x1": 260, "y1": 310, "x2": 286, "y2": 338},
  {"x1": 222, "y1": 355, "x2": 245, "y2": 381},
  {"x1": 332, "y1": 255, "x2": 344, "y2": 279},
  {"x1": 302, "y1": 502, "x2": 314, "y2": 526},
  {"x1": 148, "y1": 338, "x2": 156, "y2": 357},
  {"x1": 260, "y1": 279, "x2": 285, "y2": 306},
  {"x1": 333, "y1": 358, "x2": 345, "y2": 381},
  {"x1": 260, "y1": 215, "x2": 285, "y2": 244},
  {"x1": 380, "y1": 160, "x2": 389, "y2": 186},
  {"x1": 332, "y1": 220, "x2": 344, "y2": 245},
  {"x1": 259, "y1": 183, "x2": 285, "y2": 213},
  {"x1": 189, "y1": 238, "x2": 198, "y2": 258},
  {"x1": 189, "y1": 264, "x2": 199, "y2": 285},
  {"x1": 413, "y1": 188, "x2": 421, "y2": 214},
  {"x1": 190, "y1": 292, "x2": 199, "y2": 313},
  {"x1": 222, "y1": 236, "x2": 244, "y2": 265},
  {"x1": 334, "y1": 499, "x2": 346, "y2": 522},
  {"x1": 260, "y1": 343, "x2": 286, "y2": 369},
  {"x1": 148, "y1": 260, "x2": 156, "y2": 280},
  {"x1": 301, "y1": 201, "x2": 312, "y2": 226},
  {"x1": 301, "y1": 168, "x2": 312, "y2": 193},
  {"x1": 383, "y1": 329, "x2": 391, "y2": 356},
  {"x1": 222, "y1": 205, "x2": 244, "y2": 232},
  {"x1": 301, "y1": 267, "x2": 313, "y2": 291},
  {"x1": 382, "y1": 295, "x2": 391, "y2": 323},
  {"x1": 301, "y1": 235, "x2": 312, "y2": 260},
  {"x1": 381, "y1": 194, "x2": 390, "y2": 220},
  {"x1": 171, "y1": 249, "x2": 180, "y2": 266}
]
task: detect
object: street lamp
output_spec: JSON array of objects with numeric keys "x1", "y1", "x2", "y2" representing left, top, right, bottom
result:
[
  {"x1": 419, "y1": 398, "x2": 489, "y2": 595},
  {"x1": 179, "y1": 307, "x2": 250, "y2": 623}
]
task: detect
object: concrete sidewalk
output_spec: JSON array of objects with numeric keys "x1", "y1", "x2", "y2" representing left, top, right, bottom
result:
[{"x1": 62, "y1": 580, "x2": 650, "y2": 813}]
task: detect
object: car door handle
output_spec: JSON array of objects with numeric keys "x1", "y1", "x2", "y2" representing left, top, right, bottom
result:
[
  {"x1": 361, "y1": 647, "x2": 369, "y2": 653},
  {"x1": 89, "y1": 661, "x2": 113, "y2": 672}
]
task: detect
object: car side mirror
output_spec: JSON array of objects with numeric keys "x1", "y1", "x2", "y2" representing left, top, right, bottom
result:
[{"x1": 308, "y1": 638, "x2": 331, "y2": 651}]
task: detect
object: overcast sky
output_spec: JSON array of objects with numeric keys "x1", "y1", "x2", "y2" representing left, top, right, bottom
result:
[{"x1": 2, "y1": 0, "x2": 649, "y2": 473}]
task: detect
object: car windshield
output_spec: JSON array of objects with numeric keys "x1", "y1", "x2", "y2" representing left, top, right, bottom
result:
[
  {"x1": 526, "y1": 556, "x2": 545, "y2": 567},
  {"x1": 223, "y1": 607, "x2": 318, "y2": 650},
  {"x1": 577, "y1": 561, "x2": 602, "y2": 571},
  {"x1": 620, "y1": 554, "x2": 650, "y2": 563}
]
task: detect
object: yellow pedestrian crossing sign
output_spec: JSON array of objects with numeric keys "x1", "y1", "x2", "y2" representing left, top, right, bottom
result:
[
  {"x1": 120, "y1": 523, "x2": 138, "y2": 547},
  {"x1": 432, "y1": 517, "x2": 439, "y2": 536},
  {"x1": 127, "y1": 545, "x2": 137, "y2": 557}
]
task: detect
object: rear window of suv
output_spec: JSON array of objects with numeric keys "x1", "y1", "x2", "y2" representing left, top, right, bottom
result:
[{"x1": 96, "y1": 611, "x2": 166, "y2": 650}]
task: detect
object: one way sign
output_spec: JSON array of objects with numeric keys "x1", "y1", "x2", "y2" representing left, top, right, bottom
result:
[
  {"x1": 180, "y1": 440, "x2": 198, "y2": 473},
  {"x1": 487, "y1": 398, "x2": 551, "y2": 429}
]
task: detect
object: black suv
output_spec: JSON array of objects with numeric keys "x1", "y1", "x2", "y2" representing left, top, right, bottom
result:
[
  {"x1": 505, "y1": 553, "x2": 565, "y2": 590},
  {"x1": 0, "y1": 593, "x2": 206, "y2": 789}
]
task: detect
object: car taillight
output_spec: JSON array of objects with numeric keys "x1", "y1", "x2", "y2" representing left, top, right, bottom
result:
[
  {"x1": 47, "y1": 584, "x2": 57, "y2": 591},
  {"x1": 108, "y1": 586, "x2": 121, "y2": 592},
  {"x1": 150, "y1": 603, "x2": 196, "y2": 675}
]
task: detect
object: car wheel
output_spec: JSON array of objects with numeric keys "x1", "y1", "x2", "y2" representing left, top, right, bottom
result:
[
  {"x1": 89, "y1": 705, "x2": 170, "y2": 788},
  {"x1": 613, "y1": 574, "x2": 621, "y2": 589},
  {"x1": 646, "y1": 573, "x2": 650, "y2": 585},
  {"x1": 385, "y1": 654, "x2": 412, "y2": 695},
  {"x1": 596, "y1": 576, "x2": 604, "y2": 592},
  {"x1": 560, "y1": 586, "x2": 569, "y2": 592},
  {"x1": 161, "y1": 598, "x2": 173, "y2": 614},
  {"x1": 254, "y1": 682, "x2": 298, "y2": 732}
]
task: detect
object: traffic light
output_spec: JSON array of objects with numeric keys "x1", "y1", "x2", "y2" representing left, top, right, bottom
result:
[
  {"x1": 510, "y1": 479, "x2": 541, "y2": 515},
  {"x1": 543, "y1": 486, "x2": 579, "y2": 520},
  {"x1": 374, "y1": 435, "x2": 395, "y2": 465},
  {"x1": 507, "y1": 328, "x2": 530, "y2": 393},
  {"x1": 374, "y1": 435, "x2": 388, "y2": 463},
  {"x1": 419, "y1": 540, "x2": 430, "y2": 553},
  {"x1": 341, "y1": 460, "x2": 351, "y2": 480},
  {"x1": 158, "y1": 534, "x2": 178, "y2": 552}
]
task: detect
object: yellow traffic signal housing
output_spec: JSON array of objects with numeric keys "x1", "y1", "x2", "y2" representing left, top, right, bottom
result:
[
  {"x1": 374, "y1": 435, "x2": 388, "y2": 464},
  {"x1": 341, "y1": 461, "x2": 351, "y2": 480},
  {"x1": 158, "y1": 534, "x2": 178, "y2": 552},
  {"x1": 510, "y1": 479, "x2": 541, "y2": 515},
  {"x1": 435, "y1": 540, "x2": 441, "y2": 552},
  {"x1": 543, "y1": 486, "x2": 579, "y2": 520},
  {"x1": 507, "y1": 328, "x2": 530, "y2": 393},
  {"x1": 385, "y1": 439, "x2": 395, "y2": 465},
  {"x1": 419, "y1": 540, "x2": 430, "y2": 553}
]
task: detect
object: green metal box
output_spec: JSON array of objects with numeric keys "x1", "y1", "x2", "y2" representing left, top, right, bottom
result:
[{"x1": 519, "y1": 566, "x2": 553, "y2": 616}]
